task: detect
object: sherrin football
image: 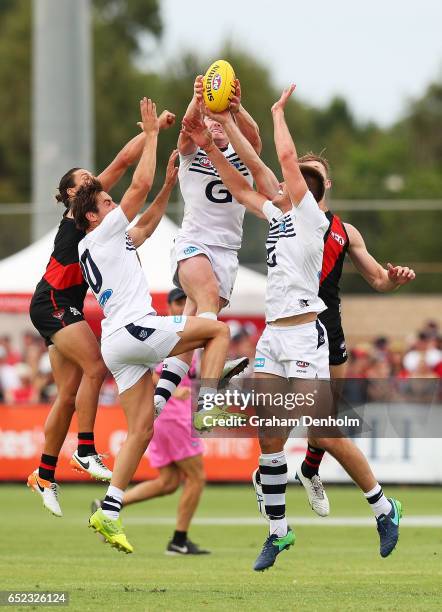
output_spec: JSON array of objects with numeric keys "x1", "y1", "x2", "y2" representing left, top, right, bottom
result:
[{"x1": 203, "y1": 60, "x2": 236, "y2": 113}]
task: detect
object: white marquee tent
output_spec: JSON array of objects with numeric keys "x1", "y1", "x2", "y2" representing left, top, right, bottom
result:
[{"x1": 0, "y1": 215, "x2": 266, "y2": 316}]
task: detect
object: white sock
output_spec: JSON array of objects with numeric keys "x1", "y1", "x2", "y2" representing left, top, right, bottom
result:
[
  {"x1": 364, "y1": 483, "x2": 392, "y2": 517},
  {"x1": 198, "y1": 386, "x2": 217, "y2": 411},
  {"x1": 198, "y1": 311, "x2": 217, "y2": 320},
  {"x1": 154, "y1": 357, "x2": 190, "y2": 413},
  {"x1": 269, "y1": 517, "x2": 288, "y2": 538},
  {"x1": 259, "y1": 451, "x2": 288, "y2": 537},
  {"x1": 101, "y1": 485, "x2": 124, "y2": 520}
]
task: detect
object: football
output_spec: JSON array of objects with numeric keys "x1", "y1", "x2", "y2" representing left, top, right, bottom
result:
[{"x1": 203, "y1": 59, "x2": 236, "y2": 113}]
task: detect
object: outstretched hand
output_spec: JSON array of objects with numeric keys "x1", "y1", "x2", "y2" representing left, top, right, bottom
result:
[
  {"x1": 140, "y1": 97, "x2": 159, "y2": 134},
  {"x1": 164, "y1": 149, "x2": 179, "y2": 188},
  {"x1": 203, "y1": 106, "x2": 232, "y2": 125},
  {"x1": 181, "y1": 116, "x2": 214, "y2": 150},
  {"x1": 271, "y1": 84, "x2": 296, "y2": 113},
  {"x1": 158, "y1": 110, "x2": 176, "y2": 130},
  {"x1": 387, "y1": 263, "x2": 416, "y2": 286}
]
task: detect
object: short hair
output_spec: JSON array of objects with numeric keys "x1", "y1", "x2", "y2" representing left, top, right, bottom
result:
[
  {"x1": 298, "y1": 151, "x2": 330, "y2": 178},
  {"x1": 55, "y1": 167, "x2": 81, "y2": 209},
  {"x1": 72, "y1": 178, "x2": 103, "y2": 232},
  {"x1": 299, "y1": 164, "x2": 326, "y2": 203}
]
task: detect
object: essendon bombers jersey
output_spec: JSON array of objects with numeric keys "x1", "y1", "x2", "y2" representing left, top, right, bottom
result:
[
  {"x1": 319, "y1": 211, "x2": 349, "y2": 321},
  {"x1": 33, "y1": 215, "x2": 88, "y2": 310}
]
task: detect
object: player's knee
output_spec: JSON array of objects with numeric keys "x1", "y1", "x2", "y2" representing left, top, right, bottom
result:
[
  {"x1": 57, "y1": 389, "x2": 77, "y2": 411},
  {"x1": 161, "y1": 477, "x2": 180, "y2": 495},
  {"x1": 192, "y1": 469, "x2": 206, "y2": 490},
  {"x1": 83, "y1": 359, "x2": 107, "y2": 384},
  {"x1": 216, "y1": 321, "x2": 230, "y2": 341},
  {"x1": 129, "y1": 425, "x2": 153, "y2": 450}
]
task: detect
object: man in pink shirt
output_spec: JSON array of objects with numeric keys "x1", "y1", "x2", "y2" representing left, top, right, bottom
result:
[{"x1": 92, "y1": 288, "x2": 208, "y2": 555}]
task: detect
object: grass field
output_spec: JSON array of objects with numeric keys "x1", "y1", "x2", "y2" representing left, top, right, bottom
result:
[{"x1": 2, "y1": 483, "x2": 442, "y2": 611}]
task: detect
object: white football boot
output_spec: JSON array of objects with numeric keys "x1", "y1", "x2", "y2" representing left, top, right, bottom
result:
[
  {"x1": 252, "y1": 468, "x2": 269, "y2": 520},
  {"x1": 295, "y1": 466, "x2": 330, "y2": 517},
  {"x1": 221, "y1": 357, "x2": 249, "y2": 381},
  {"x1": 70, "y1": 452, "x2": 112, "y2": 481},
  {"x1": 27, "y1": 470, "x2": 62, "y2": 517}
]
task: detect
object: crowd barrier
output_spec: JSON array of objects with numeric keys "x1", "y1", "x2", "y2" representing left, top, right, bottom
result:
[{"x1": 0, "y1": 405, "x2": 441, "y2": 483}]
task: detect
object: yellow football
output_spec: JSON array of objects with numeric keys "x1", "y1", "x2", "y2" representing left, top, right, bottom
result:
[{"x1": 203, "y1": 60, "x2": 236, "y2": 113}]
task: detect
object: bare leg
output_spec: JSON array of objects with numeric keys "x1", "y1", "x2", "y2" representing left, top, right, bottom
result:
[
  {"x1": 178, "y1": 255, "x2": 220, "y2": 316},
  {"x1": 123, "y1": 465, "x2": 180, "y2": 506},
  {"x1": 52, "y1": 321, "x2": 107, "y2": 432},
  {"x1": 170, "y1": 317, "x2": 230, "y2": 381},
  {"x1": 42, "y1": 346, "x2": 82, "y2": 456},
  {"x1": 330, "y1": 363, "x2": 347, "y2": 379},
  {"x1": 175, "y1": 455, "x2": 206, "y2": 532},
  {"x1": 111, "y1": 372, "x2": 155, "y2": 490}
]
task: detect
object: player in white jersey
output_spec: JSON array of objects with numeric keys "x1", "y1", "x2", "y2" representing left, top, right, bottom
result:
[
  {"x1": 73, "y1": 98, "x2": 238, "y2": 554},
  {"x1": 199, "y1": 88, "x2": 403, "y2": 567},
  {"x1": 153, "y1": 76, "x2": 259, "y2": 415}
]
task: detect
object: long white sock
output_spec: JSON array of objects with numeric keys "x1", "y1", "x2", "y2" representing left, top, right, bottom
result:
[
  {"x1": 154, "y1": 357, "x2": 190, "y2": 414},
  {"x1": 101, "y1": 485, "x2": 124, "y2": 520},
  {"x1": 364, "y1": 483, "x2": 392, "y2": 517},
  {"x1": 198, "y1": 311, "x2": 217, "y2": 320},
  {"x1": 259, "y1": 451, "x2": 288, "y2": 537}
]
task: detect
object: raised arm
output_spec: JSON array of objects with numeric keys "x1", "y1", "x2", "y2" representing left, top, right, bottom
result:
[
  {"x1": 346, "y1": 223, "x2": 416, "y2": 292},
  {"x1": 120, "y1": 98, "x2": 159, "y2": 223},
  {"x1": 271, "y1": 84, "x2": 308, "y2": 206},
  {"x1": 205, "y1": 107, "x2": 280, "y2": 199},
  {"x1": 177, "y1": 75, "x2": 205, "y2": 156},
  {"x1": 182, "y1": 117, "x2": 267, "y2": 219},
  {"x1": 229, "y1": 79, "x2": 262, "y2": 154},
  {"x1": 127, "y1": 150, "x2": 179, "y2": 248},
  {"x1": 97, "y1": 110, "x2": 175, "y2": 192}
]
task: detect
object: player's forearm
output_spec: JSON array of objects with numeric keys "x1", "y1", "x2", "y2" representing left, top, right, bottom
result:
[
  {"x1": 233, "y1": 105, "x2": 262, "y2": 153},
  {"x1": 98, "y1": 132, "x2": 146, "y2": 192},
  {"x1": 136, "y1": 181, "x2": 173, "y2": 237},
  {"x1": 371, "y1": 269, "x2": 400, "y2": 292},
  {"x1": 206, "y1": 144, "x2": 252, "y2": 203},
  {"x1": 272, "y1": 109, "x2": 299, "y2": 166},
  {"x1": 131, "y1": 132, "x2": 158, "y2": 194},
  {"x1": 224, "y1": 119, "x2": 279, "y2": 199}
]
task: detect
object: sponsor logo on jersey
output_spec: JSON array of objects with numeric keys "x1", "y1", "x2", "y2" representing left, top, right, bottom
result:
[
  {"x1": 69, "y1": 306, "x2": 81, "y2": 317},
  {"x1": 184, "y1": 246, "x2": 199, "y2": 255},
  {"x1": 212, "y1": 73, "x2": 222, "y2": 91},
  {"x1": 299, "y1": 299, "x2": 309, "y2": 308},
  {"x1": 296, "y1": 361, "x2": 310, "y2": 368},
  {"x1": 331, "y1": 231, "x2": 345, "y2": 246},
  {"x1": 254, "y1": 358, "x2": 265, "y2": 368},
  {"x1": 199, "y1": 156, "x2": 212, "y2": 168},
  {"x1": 174, "y1": 315, "x2": 183, "y2": 324},
  {"x1": 52, "y1": 309, "x2": 65, "y2": 320},
  {"x1": 99, "y1": 288, "x2": 113, "y2": 308}
]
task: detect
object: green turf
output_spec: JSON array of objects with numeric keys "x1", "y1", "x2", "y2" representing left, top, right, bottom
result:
[{"x1": 1, "y1": 484, "x2": 441, "y2": 611}]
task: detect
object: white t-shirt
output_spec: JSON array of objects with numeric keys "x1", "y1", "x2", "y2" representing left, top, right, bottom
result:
[
  {"x1": 78, "y1": 207, "x2": 156, "y2": 339},
  {"x1": 262, "y1": 190, "x2": 329, "y2": 322},
  {"x1": 178, "y1": 144, "x2": 253, "y2": 250}
]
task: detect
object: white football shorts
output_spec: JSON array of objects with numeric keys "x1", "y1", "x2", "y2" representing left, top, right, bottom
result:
[
  {"x1": 254, "y1": 319, "x2": 330, "y2": 379},
  {"x1": 171, "y1": 236, "x2": 239, "y2": 303},
  {"x1": 101, "y1": 314, "x2": 187, "y2": 394}
]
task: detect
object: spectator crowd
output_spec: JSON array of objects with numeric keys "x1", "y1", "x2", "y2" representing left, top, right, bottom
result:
[{"x1": 1, "y1": 320, "x2": 441, "y2": 406}]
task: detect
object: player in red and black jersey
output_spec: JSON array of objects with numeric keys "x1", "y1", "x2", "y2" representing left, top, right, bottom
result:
[
  {"x1": 27, "y1": 110, "x2": 176, "y2": 516},
  {"x1": 294, "y1": 153, "x2": 415, "y2": 543}
]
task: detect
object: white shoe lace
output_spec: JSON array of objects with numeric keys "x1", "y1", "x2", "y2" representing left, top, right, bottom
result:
[
  {"x1": 94, "y1": 454, "x2": 109, "y2": 470},
  {"x1": 50, "y1": 482, "x2": 59, "y2": 500}
]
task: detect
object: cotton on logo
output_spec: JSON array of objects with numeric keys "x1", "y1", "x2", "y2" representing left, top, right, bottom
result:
[{"x1": 331, "y1": 231, "x2": 345, "y2": 246}]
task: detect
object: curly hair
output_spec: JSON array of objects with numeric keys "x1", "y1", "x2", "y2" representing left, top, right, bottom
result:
[
  {"x1": 55, "y1": 167, "x2": 81, "y2": 208},
  {"x1": 72, "y1": 178, "x2": 103, "y2": 232}
]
